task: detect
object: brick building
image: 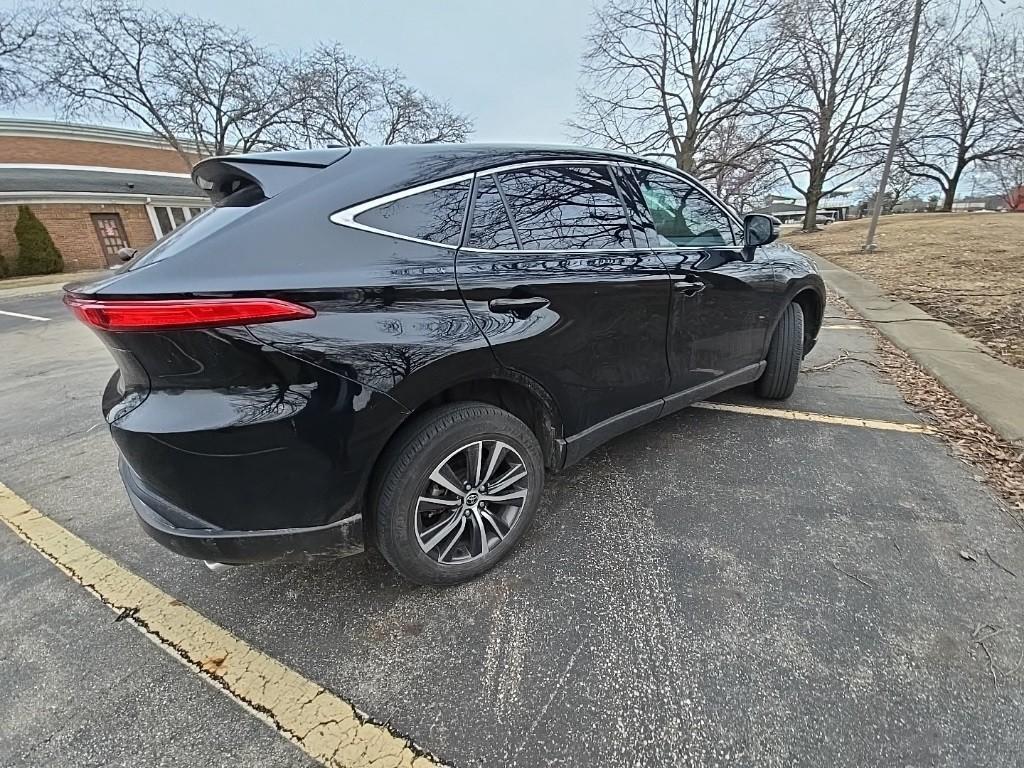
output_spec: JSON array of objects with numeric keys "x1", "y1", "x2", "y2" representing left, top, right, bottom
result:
[{"x1": 0, "y1": 118, "x2": 210, "y2": 272}]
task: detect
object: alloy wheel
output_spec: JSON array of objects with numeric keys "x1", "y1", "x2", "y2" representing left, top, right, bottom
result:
[{"x1": 414, "y1": 439, "x2": 530, "y2": 565}]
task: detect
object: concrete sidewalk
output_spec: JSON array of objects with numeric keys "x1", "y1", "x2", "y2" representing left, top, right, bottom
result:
[
  {"x1": 0, "y1": 270, "x2": 107, "y2": 299},
  {"x1": 812, "y1": 253, "x2": 1024, "y2": 445}
]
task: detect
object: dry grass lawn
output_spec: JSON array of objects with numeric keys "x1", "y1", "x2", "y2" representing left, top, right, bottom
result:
[{"x1": 786, "y1": 213, "x2": 1024, "y2": 368}]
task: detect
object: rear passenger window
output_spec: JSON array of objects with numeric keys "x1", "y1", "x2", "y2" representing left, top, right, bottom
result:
[
  {"x1": 497, "y1": 166, "x2": 632, "y2": 250},
  {"x1": 355, "y1": 180, "x2": 470, "y2": 245},
  {"x1": 467, "y1": 175, "x2": 518, "y2": 249}
]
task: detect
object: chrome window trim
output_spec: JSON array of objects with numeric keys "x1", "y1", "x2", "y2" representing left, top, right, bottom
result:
[
  {"x1": 328, "y1": 170, "x2": 476, "y2": 250},
  {"x1": 327, "y1": 157, "x2": 742, "y2": 254}
]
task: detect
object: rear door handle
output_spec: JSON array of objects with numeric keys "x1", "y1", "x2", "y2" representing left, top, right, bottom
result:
[
  {"x1": 488, "y1": 297, "x2": 550, "y2": 317},
  {"x1": 673, "y1": 279, "x2": 705, "y2": 297}
]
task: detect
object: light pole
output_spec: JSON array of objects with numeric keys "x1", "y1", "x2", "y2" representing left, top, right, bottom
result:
[{"x1": 863, "y1": 0, "x2": 926, "y2": 252}]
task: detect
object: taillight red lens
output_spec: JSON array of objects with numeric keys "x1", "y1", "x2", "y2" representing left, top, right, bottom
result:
[{"x1": 63, "y1": 295, "x2": 316, "y2": 332}]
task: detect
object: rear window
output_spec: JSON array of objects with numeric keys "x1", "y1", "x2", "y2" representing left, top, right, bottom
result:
[
  {"x1": 124, "y1": 207, "x2": 247, "y2": 270},
  {"x1": 496, "y1": 165, "x2": 632, "y2": 250},
  {"x1": 355, "y1": 180, "x2": 471, "y2": 245}
]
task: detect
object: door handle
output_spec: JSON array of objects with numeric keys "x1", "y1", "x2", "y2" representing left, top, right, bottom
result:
[
  {"x1": 488, "y1": 297, "x2": 551, "y2": 317},
  {"x1": 673, "y1": 279, "x2": 705, "y2": 297}
]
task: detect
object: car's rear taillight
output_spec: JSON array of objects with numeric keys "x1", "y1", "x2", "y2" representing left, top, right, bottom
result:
[{"x1": 64, "y1": 295, "x2": 315, "y2": 332}]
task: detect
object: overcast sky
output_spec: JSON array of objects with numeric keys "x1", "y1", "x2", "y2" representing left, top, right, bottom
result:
[{"x1": 54, "y1": 0, "x2": 595, "y2": 144}]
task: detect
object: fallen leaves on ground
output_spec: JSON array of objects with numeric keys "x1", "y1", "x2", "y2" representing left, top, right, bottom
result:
[
  {"x1": 831, "y1": 294, "x2": 1024, "y2": 523},
  {"x1": 789, "y1": 214, "x2": 1024, "y2": 368}
]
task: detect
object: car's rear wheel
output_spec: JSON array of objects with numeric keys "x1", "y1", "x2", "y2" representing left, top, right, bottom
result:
[
  {"x1": 372, "y1": 402, "x2": 544, "y2": 585},
  {"x1": 756, "y1": 301, "x2": 804, "y2": 400}
]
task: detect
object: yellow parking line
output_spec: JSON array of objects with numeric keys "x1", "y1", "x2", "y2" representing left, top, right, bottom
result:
[
  {"x1": 692, "y1": 401, "x2": 934, "y2": 434},
  {"x1": 0, "y1": 482, "x2": 442, "y2": 768}
]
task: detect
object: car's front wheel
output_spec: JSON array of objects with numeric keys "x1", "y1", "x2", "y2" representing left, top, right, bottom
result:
[
  {"x1": 372, "y1": 402, "x2": 544, "y2": 585},
  {"x1": 756, "y1": 301, "x2": 805, "y2": 400}
]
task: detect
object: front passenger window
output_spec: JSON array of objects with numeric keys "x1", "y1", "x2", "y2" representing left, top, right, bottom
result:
[{"x1": 634, "y1": 170, "x2": 735, "y2": 248}]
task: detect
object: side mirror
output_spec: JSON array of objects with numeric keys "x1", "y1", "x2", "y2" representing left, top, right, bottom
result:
[
  {"x1": 117, "y1": 247, "x2": 138, "y2": 263},
  {"x1": 741, "y1": 214, "x2": 780, "y2": 261}
]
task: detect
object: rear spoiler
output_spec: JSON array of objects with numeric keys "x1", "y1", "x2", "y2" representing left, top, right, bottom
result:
[{"x1": 191, "y1": 148, "x2": 351, "y2": 204}]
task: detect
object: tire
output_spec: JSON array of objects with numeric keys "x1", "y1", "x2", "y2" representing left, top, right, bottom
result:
[
  {"x1": 371, "y1": 402, "x2": 544, "y2": 585},
  {"x1": 755, "y1": 302, "x2": 805, "y2": 400}
]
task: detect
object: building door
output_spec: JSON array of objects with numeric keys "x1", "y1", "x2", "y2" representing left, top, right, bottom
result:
[{"x1": 91, "y1": 213, "x2": 129, "y2": 267}]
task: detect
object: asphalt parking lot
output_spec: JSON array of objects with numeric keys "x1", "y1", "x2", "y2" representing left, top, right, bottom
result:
[{"x1": 2, "y1": 288, "x2": 1022, "y2": 767}]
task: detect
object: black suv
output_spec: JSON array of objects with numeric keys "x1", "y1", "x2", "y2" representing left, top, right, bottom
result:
[{"x1": 66, "y1": 144, "x2": 825, "y2": 585}]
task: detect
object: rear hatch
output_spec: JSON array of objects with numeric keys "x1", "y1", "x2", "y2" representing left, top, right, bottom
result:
[
  {"x1": 72, "y1": 148, "x2": 349, "y2": 290},
  {"x1": 65, "y1": 147, "x2": 350, "y2": 410},
  {"x1": 63, "y1": 148, "x2": 354, "y2": 529}
]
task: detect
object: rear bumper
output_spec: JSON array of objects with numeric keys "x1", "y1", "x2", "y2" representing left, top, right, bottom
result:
[{"x1": 120, "y1": 459, "x2": 365, "y2": 564}]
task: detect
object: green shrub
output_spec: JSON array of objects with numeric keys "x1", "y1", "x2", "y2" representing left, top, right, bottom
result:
[
  {"x1": 14, "y1": 205, "x2": 63, "y2": 275},
  {"x1": 0, "y1": 246, "x2": 8, "y2": 279}
]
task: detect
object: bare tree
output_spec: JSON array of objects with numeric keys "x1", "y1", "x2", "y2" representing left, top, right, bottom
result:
[
  {"x1": 0, "y1": 3, "x2": 44, "y2": 106},
  {"x1": 42, "y1": 1, "x2": 306, "y2": 164},
  {"x1": 885, "y1": 167, "x2": 923, "y2": 212},
  {"x1": 986, "y1": 156, "x2": 1024, "y2": 210},
  {"x1": 699, "y1": 117, "x2": 783, "y2": 209},
  {"x1": 570, "y1": 0, "x2": 786, "y2": 186},
  {"x1": 862, "y1": 165, "x2": 924, "y2": 213},
  {"x1": 374, "y1": 67, "x2": 472, "y2": 145},
  {"x1": 899, "y1": 22, "x2": 1021, "y2": 211},
  {"x1": 41, "y1": 1, "x2": 472, "y2": 165},
  {"x1": 999, "y1": 22, "x2": 1024, "y2": 135},
  {"x1": 161, "y1": 16, "x2": 307, "y2": 156},
  {"x1": 294, "y1": 44, "x2": 472, "y2": 146},
  {"x1": 291, "y1": 45, "x2": 378, "y2": 147},
  {"x1": 771, "y1": 0, "x2": 912, "y2": 231},
  {"x1": 44, "y1": 1, "x2": 189, "y2": 164}
]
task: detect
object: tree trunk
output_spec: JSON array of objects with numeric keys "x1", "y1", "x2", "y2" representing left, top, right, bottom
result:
[
  {"x1": 937, "y1": 159, "x2": 967, "y2": 212},
  {"x1": 940, "y1": 185, "x2": 955, "y2": 213},
  {"x1": 803, "y1": 178, "x2": 823, "y2": 232},
  {"x1": 803, "y1": 196, "x2": 819, "y2": 232},
  {"x1": 676, "y1": 140, "x2": 696, "y2": 174},
  {"x1": 940, "y1": 166, "x2": 964, "y2": 212}
]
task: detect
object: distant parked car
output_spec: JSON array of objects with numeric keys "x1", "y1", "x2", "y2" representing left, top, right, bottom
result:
[{"x1": 65, "y1": 144, "x2": 825, "y2": 584}]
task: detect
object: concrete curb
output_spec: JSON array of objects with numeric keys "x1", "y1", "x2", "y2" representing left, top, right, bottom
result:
[
  {"x1": 810, "y1": 253, "x2": 1024, "y2": 446},
  {"x1": 0, "y1": 270, "x2": 106, "y2": 299}
]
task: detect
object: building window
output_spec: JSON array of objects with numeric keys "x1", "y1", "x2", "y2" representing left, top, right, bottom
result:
[
  {"x1": 154, "y1": 206, "x2": 172, "y2": 235},
  {"x1": 149, "y1": 204, "x2": 208, "y2": 238},
  {"x1": 91, "y1": 213, "x2": 129, "y2": 267}
]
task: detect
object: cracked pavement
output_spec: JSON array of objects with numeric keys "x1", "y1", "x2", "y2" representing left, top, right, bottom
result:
[{"x1": 1, "y1": 289, "x2": 1023, "y2": 767}]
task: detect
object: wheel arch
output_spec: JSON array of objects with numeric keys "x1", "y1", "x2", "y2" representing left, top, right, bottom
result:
[
  {"x1": 399, "y1": 373, "x2": 564, "y2": 469},
  {"x1": 764, "y1": 286, "x2": 824, "y2": 359},
  {"x1": 791, "y1": 288, "x2": 824, "y2": 355},
  {"x1": 361, "y1": 372, "x2": 565, "y2": 533}
]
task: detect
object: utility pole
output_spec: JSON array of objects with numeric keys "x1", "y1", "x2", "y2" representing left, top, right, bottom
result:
[{"x1": 863, "y1": 0, "x2": 926, "y2": 252}]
